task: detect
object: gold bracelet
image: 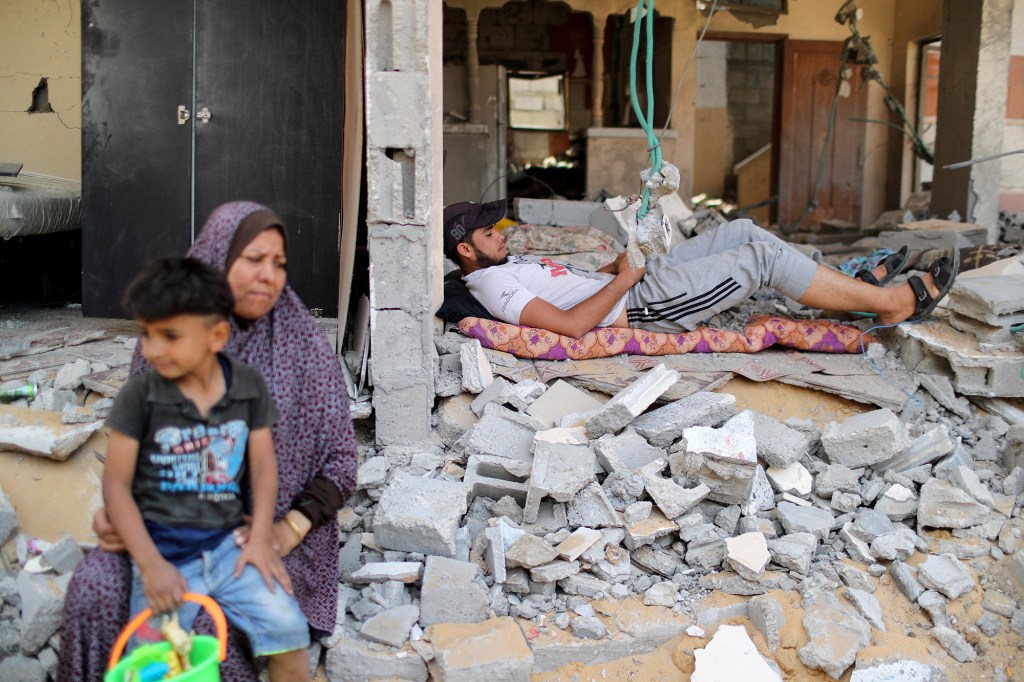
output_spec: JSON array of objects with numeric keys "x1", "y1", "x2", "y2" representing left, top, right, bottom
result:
[{"x1": 284, "y1": 515, "x2": 306, "y2": 541}]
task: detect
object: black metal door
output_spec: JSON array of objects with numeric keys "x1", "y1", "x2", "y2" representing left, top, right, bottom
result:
[
  {"x1": 195, "y1": 1, "x2": 344, "y2": 314},
  {"x1": 82, "y1": 1, "x2": 344, "y2": 317},
  {"x1": 82, "y1": 0, "x2": 194, "y2": 317}
]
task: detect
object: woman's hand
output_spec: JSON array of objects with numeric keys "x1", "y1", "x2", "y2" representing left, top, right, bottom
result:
[
  {"x1": 92, "y1": 507, "x2": 127, "y2": 553},
  {"x1": 233, "y1": 512, "x2": 309, "y2": 558},
  {"x1": 234, "y1": 533, "x2": 294, "y2": 595}
]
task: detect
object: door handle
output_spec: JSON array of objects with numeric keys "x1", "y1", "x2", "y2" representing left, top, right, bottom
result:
[
  {"x1": 177, "y1": 105, "x2": 190, "y2": 125},
  {"x1": 196, "y1": 107, "x2": 212, "y2": 123}
]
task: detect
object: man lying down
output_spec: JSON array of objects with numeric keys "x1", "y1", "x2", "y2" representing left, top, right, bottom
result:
[{"x1": 442, "y1": 199, "x2": 958, "y2": 340}]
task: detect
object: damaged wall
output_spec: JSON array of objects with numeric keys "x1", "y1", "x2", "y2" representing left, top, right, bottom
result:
[
  {"x1": 1001, "y1": 0, "x2": 1024, "y2": 212},
  {"x1": 0, "y1": 0, "x2": 82, "y2": 180}
]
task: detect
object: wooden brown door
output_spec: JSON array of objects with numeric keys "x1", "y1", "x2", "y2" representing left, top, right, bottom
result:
[{"x1": 777, "y1": 40, "x2": 867, "y2": 229}]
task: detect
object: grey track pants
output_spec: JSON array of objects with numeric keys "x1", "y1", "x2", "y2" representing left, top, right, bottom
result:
[{"x1": 625, "y1": 219, "x2": 819, "y2": 332}]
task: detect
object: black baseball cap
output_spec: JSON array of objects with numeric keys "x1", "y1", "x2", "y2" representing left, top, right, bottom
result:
[{"x1": 442, "y1": 199, "x2": 507, "y2": 260}]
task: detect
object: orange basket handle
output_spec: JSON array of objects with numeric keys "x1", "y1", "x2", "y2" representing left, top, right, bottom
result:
[{"x1": 107, "y1": 592, "x2": 228, "y2": 671}]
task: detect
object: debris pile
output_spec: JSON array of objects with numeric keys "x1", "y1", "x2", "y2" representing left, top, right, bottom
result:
[{"x1": 318, "y1": 330, "x2": 1024, "y2": 680}]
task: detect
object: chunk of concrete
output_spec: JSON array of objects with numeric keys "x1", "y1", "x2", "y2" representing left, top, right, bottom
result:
[
  {"x1": 637, "y1": 459, "x2": 710, "y2": 519},
  {"x1": 571, "y1": 615, "x2": 608, "y2": 640},
  {"x1": 876, "y1": 425, "x2": 957, "y2": 475},
  {"x1": 843, "y1": 588, "x2": 885, "y2": 631},
  {"x1": 530, "y1": 559, "x2": 580, "y2": 583},
  {"x1": 821, "y1": 409, "x2": 911, "y2": 468},
  {"x1": 982, "y1": 589, "x2": 1015, "y2": 617},
  {"x1": 373, "y1": 474, "x2": 470, "y2": 557},
  {"x1": 505, "y1": 533, "x2": 559, "y2": 569},
  {"x1": 348, "y1": 562, "x2": 423, "y2": 584},
  {"x1": 622, "y1": 508, "x2": 679, "y2": 550},
  {"x1": 889, "y1": 560, "x2": 925, "y2": 602},
  {"x1": 0, "y1": 422, "x2": 103, "y2": 462},
  {"x1": 815, "y1": 464, "x2": 861, "y2": 497},
  {"x1": 724, "y1": 532, "x2": 770, "y2": 581},
  {"x1": 592, "y1": 427, "x2": 665, "y2": 473},
  {"x1": 0, "y1": 486, "x2": 19, "y2": 547},
  {"x1": 54, "y1": 359, "x2": 91, "y2": 390},
  {"x1": 358, "y1": 605, "x2": 419, "y2": 647},
  {"x1": 692, "y1": 624, "x2": 781, "y2": 682},
  {"x1": 767, "y1": 532, "x2": 817, "y2": 575},
  {"x1": 798, "y1": 589, "x2": 872, "y2": 679},
  {"x1": 776, "y1": 502, "x2": 833, "y2": 541},
  {"x1": 748, "y1": 593, "x2": 784, "y2": 652},
  {"x1": 582, "y1": 364, "x2": 680, "y2": 438},
  {"x1": 460, "y1": 340, "x2": 494, "y2": 394},
  {"x1": 471, "y1": 377, "x2": 530, "y2": 416},
  {"x1": 325, "y1": 629, "x2": 428, "y2": 681},
  {"x1": 850, "y1": 659, "x2": 946, "y2": 681},
  {"x1": 40, "y1": 535, "x2": 83, "y2": 575},
  {"x1": 567, "y1": 482, "x2": 623, "y2": 528},
  {"x1": 523, "y1": 440, "x2": 597, "y2": 524},
  {"x1": 948, "y1": 274, "x2": 1024, "y2": 326},
  {"x1": 17, "y1": 571, "x2": 69, "y2": 655},
  {"x1": 463, "y1": 405, "x2": 545, "y2": 463},
  {"x1": 918, "y1": 373, "x2": 973, "y2": 419},
  {"x1": 427, "y1": 617, "x2": 533, "y2": 682},
  {"x1": 464, "y1": 455, "x2": 530, "y2": 505},
  {"x1": 949, "y1": 466, "x2": 995, "y2": 509},
  {"x1": 420, "y1": 556, "x2": 490, "y2": 626},
  {"x1": 556, "y1": 527, "x2": 602, "y2": 561},
  {"x1": 684, "y1": 410, "x2": 758, "y2": 462},
  {"x1": 874, "y1": 484, "x2": 918, "y2": 521},
  {"x1": 917, "y1": 478, "x2": 991, "y2": 529},
  {"x1": 526, "y1": 380, "x2": 605, "y2": 429},
  {"x1": 766, "y1": 462, "x2": 813, "y2": 496},
  {"x1": 632, "y1": 392, "x2": 736, "y2": 449},
  {"x1": 643, "y1": 582, "x2": 678, "y2": 608},
  {"x1": 746, "y1": 410, "x2": 812, "y2": 468},
  {"x1": 930, "y1": 625, "x2": 977, "y2": 663},
  {"x1": 916, "y1": 553, "x2": 974, "y2": 600}
]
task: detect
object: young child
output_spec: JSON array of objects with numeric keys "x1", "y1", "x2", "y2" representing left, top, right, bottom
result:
[{"x1": 102, "y1": 257, "x2": 309, "y2": 681}]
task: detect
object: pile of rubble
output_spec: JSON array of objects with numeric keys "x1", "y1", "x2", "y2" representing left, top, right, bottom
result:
[{"x1": 315, "y1": 326, "x2": 1024, "y2": 681}]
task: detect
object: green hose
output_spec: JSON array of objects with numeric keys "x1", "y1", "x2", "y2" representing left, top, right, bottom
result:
[{"x1": 629, "y1": 0, "x2": 662, "y2": 221}]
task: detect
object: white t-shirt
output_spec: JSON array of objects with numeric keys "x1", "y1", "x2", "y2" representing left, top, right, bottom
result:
[{"x1": 464, "y1": 255, "x2": 627, "y2": 327}]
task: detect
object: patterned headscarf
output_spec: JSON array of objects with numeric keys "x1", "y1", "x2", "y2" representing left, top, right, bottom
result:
[{"x1": 131, "y1": 201, "x2": 357, "y2": 632}]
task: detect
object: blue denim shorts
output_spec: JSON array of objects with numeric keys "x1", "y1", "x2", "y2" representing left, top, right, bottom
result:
[{"x1": 130, "y1": 532, "x2": 309, "y2": 656}]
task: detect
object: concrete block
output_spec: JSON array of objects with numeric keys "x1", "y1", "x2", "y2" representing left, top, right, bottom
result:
[
  {"x1": 630, "y1": 544, "x2": 685, "y2": 577},
  {"x1": 767, "y1": 532, "x2": 817, "y2": 575},
  {"x1": 435, "y1": 394, "x2": 478, "y2": 447},
  {"x1": 724, "y1": 532, "x2": 770, "y2": 581},
  {"x1": 874, "y1": 425, "x2": 956, "y2": 473},
  {"x1": 930, "y1": 625, "x2": 977, "y2": 663},
  {"x1": 460, "y1": 340, "x2": 494, "y2": 394},
  {"x1": 917, "y1": 373, "x2": 973, "y2": 418},
  {"x1": 463, "y1": 404, "x2": 544, "y2": 463},
  {"x1": 874, "y1": 484, "x2": 918, "y2": 521},
  {"x1": 742, "y1": 465, "x2": 776, "y2": 516},
  {"x1": 373, "y1": 474, "x2": 470, "y2": 557},
  {"x1": 888, "y1": 560, "x2": 924, "y2": 602},
  {"x1": 0, "y1": 656, "x2": 46, "y2": 682},
  {"x1": 592, "y1": 427, "x2": 665, "y2": 473},
  {"x1": 869, "y1": 528, "x2": 916, "y2": 562},
  {"x1": 425, "y1": 614, "x2": 536, "y2": 675},
  {"x1": 1008, "y1": 550, "x2": 1024, "y2": 592},
  {"x1": 523, "y1": 441, "x2": 596, "y2": 524},
  {"x1": 464, "y1": 455, "x2": 530, "y2": 505},
  {"x1": 949, "y1": 465, "x2": 995, "y2": 508},
  {"x1": 420, "y1": 556, "x2": 490, "y2": 627},
  {"x1": 692, "y1": 624, "x2": 781, "y2": 682},
  {"x1": 326, "y1": 629, "x2": 428, "y2": 680},
  {"x1": 348, "y1": 562, "x2": 423, "y2": 584},
  {"x1": 373, "y1": 381, "x2": 434, "y2": 447},
  {"x1": 632, "y1": 391, "x2": 736, "y2": 449},
  {"x1": 358, "y1": 605, "x2": 420, "y2": 647},
  {"x1": 637, "y1": 459, "x2": 710, "y2": 519},
  {"x1": 567, "y1": 482, "x2": 622, "y2": 528},
  {"x1": 643, "y1": 582, "x2": 678, "y2": 608},
  {"x1": 0, "y1": 421, "x2": 103, "y2": 462},
  {"x1": 526, "y1": 380, "x2": 604, "y2": 429},
  {"x1": 917, "y1": 478, "x2": 991, "y2": 529},
  {"x1": 17, "y1": 571, "x2": 68, "y2": 655},
  {"x1": 516, "y1": 198, "x2": 602, "y2": 226},
  {"x1": 471, "y1": 376, "x2": 531, "y2": 416},
  {"x1": 520, "y1": 500, "x2": 569, "y2": 535},
  {"x1": 766, "y1": 462, "x2": 812, "y2": 496},
  {"x1": 530, "y1": 559, "x2": 580, "y2": 583},
  {"x1": 54, "y1": 359, "x2": 91, "y2": 390},
  {"x1": 583, "y1": 364, "x2": 680, "y2": 438},
  {"x1": 356, "y1": 456, "x2": 390, "y2": 491},
  {"x1": 748, "y1": 593, "x2": 784, "y2": 653},
  {"x1": 843, "y1": 588, "x2": 885, "y2": 631},
  {"x1": 505, "y1": 533, "x2": 558, "y2": 569},
  {"x1": 746, "y1": 410, "x2": 812, "y2": 468},
  {"x1": 41, "y1": 536, "x2": 83, "y2": 575},
  {"x1": 948, "y1": 275, "x2": 1024, "y2": 326},
  {"x1": 917, "y1": 553, "x2": 974, "y2": 600},
  {"x1": 483, "y1": 527, "x2": 506, "y2": 583},
  {"x1": 622, "y1": 508, "x2": 678, "y2": 550},
  {"x1": 850, "y1": 659, "x2": 945, "y2": 681},
  {"x1": 623, "y1": 500, "x2": 653, "y2": 524},
  {"x1": 683, "y1": 410, "x2": 758, "y2": 462},
  {"x1": 798, "y1": 589, "x2": 872, "y2": 679},
  {"x1": 368, "y1": 235, "x2": 431, "y2": 310},
  {"x1": 821, "y1": 409, "x2": 911, "y2": 468},
  {"x1": 777, "y1": 501, "x2": 833, "y2": 541},
  {"x1": 982, "y1": 589, "x2": 1016, "y2": 617},
  {"x1": 556, "y1": 527, "x2": 602, "y2": 561}
]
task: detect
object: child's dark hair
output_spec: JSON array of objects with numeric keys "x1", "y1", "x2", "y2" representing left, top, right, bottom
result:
[{"x1": 123, "y1": 257, "x2": 235, "y2": 322}]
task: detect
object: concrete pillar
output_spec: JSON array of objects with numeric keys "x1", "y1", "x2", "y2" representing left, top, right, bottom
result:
[
  {"x1": 930, "y1": 0, "x2": 1013, "y2": 241},
  {"x1": 467, "y1": 11, "x2": 481, "y2": 124},
  {"x1": 591, "y1": 14, "x2": 607, "y2": 127},
  {"x1": 364, "y1": 0, "x2": 442, "y2": 446}
]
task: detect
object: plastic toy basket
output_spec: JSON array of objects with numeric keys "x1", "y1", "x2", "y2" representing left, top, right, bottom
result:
[{"x1": 105, "y1": 593, "x2": 227, "y2": 682}]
